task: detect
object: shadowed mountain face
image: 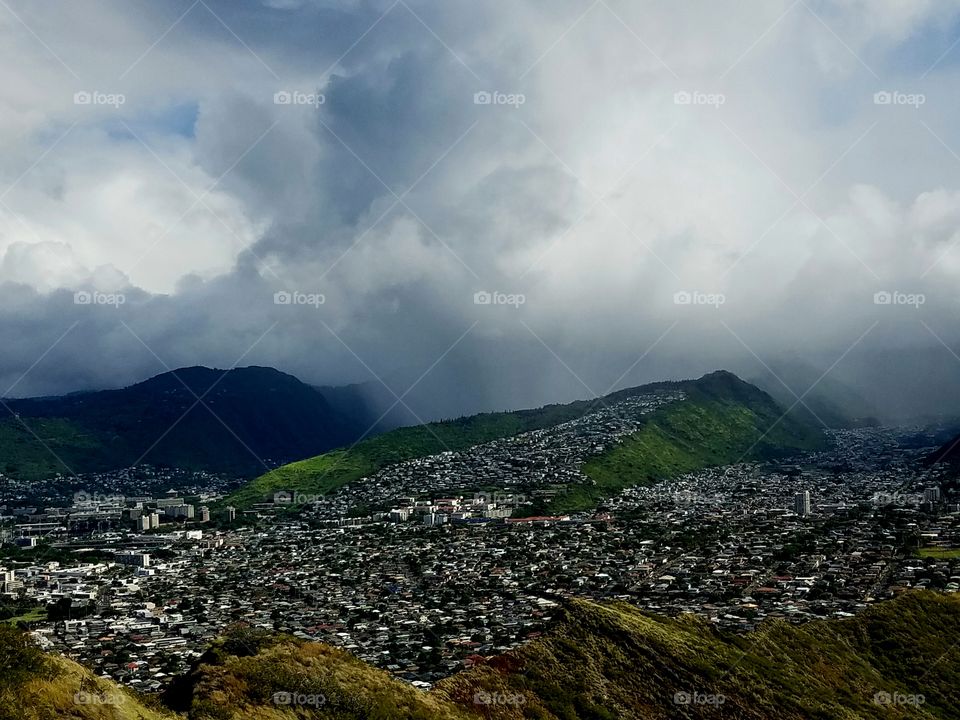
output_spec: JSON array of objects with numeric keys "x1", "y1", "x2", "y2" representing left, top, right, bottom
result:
[{"x1": 0, "y1": 366, "x2": 377, "y2": 478}]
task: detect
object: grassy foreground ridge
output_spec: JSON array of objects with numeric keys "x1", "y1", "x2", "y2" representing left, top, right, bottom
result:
[
  {"x1": 3, "y1": 591, "x2": 958, "y2": 718},
  {"x1": 229, "y1": 370, "x2": 826, "y2": 512}
]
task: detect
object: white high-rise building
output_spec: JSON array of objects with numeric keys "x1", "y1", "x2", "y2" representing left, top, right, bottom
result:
[
  {"x1": 389, "y1": 508, "x2": 411, "y2": 522},
  {"x1": 794, "y1": 491, "x2": 811, "y2": 517},
  {"x1": 116, "y1": 552, "x2": 151, "y2": 568}
]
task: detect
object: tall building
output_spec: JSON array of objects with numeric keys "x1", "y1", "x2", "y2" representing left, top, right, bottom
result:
[
  {"x1": 116, "y1": 552, "x2": 151, "y2": 568},
  {"x1": 794, "y1": 490, "x2": 811, "y2": 517},
  {"x1": 0, "y1": 567, "x2": 22, "y2": 593},
  {"x1": 165, "y1": 504, "x2": 195, "y2": 519},
  {"x1": 199, "y1": 506, "x2": 210, "y2": 522},
  {"x1": 225, "y1": 506, "x2": 236, "y2": 522},
  {"x1": 924, "y1": 487, "x2": 941, "y2": 504}
]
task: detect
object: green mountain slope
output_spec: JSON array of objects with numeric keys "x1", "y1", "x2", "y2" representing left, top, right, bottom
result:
[
  {"x1": 434, "y1": 590, "x2": 960, "y2": 719},
  {"x1": 0, "y1": 366, "x2": 375, "y2": 480},
  {"x1": 224, "y1": 387, "x2": 663, "y2": 509},
  {"x1": 229, "y1": 370, "x2": 826, "y2": 512},
  {"x1": 553, "y1": 370, "x2": 826, "y2": 513},
  {"x1": 9, "y1": 591, "x2": 955, "y2": 719},
  {"x1": 0, "y1": 417, "x2": 104, "y2": 480}
]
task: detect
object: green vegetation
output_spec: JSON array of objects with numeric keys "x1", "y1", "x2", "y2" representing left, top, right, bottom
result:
[
  {"x1": 3, "y1": 591, "x2": 958, "y2": 718},
  {"x1": 2, "y1": 606, "x2": 46, "y2": 625},
  {"x1": 0, "y1": 417, "x2": 103, "y2": 480},
  {"x1": 167, "y1": 627, "x2": 471, "y2": 720},
  {"x1": 436, "y1": 590, "x2": 960, "y2": 719},
  {"x1": 232, "y1": 370, "x2": 827, "y2": 514},
  {"x1": 918, "y1": 547, "x2": 960, "y2": 559},
  {"x1": 0, "y1": 623, "x2": 51, "y2": 687},
  {"x1": 550, "y1": 372, "x2": 826, "y2": 513},
  {"x1": 0, "y1": 623, "x2": 172, "y2": 720},
  {"x1": 0, "y1": 542, "x2": 117, "y2": 565},
  {"x1": 0, "y1": 366, "x2": 374, "y2": 479},
  {"x1": 226, "y1": 392, "x2": 627, "y2": 508}
]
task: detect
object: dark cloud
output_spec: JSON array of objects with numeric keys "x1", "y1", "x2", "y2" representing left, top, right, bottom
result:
[{"x1": 2, "y1": 0, "x2": 960, "y2": 423}]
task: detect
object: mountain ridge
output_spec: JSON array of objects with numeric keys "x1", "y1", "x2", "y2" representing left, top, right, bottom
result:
[
  {"x1": 0, "y1": 366, "x2": 379, "y2": 479},
  {"x1": 227, "y1": 369, "x2": 826, "y2": 512}
]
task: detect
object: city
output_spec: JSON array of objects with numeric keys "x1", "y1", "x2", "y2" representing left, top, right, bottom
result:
[
  {"x1": 4, "y1": 2, "x2": 960, "y2": 715},
  {"x1": 3, "y1": 422, "x2": 958, "y2": 695}
]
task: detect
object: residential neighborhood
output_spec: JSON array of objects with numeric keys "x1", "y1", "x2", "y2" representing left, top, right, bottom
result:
[{"x1": 2, "y1": 418, "x2": 958, "y2": 692}]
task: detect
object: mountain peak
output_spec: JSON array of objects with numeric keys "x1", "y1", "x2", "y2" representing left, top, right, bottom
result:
[
  {"x1": 134, "y1": 365, "x2": 301, "y2": 390},
  {"x1": 0, "y1": 366, "x2": 374, "y2": 478}
]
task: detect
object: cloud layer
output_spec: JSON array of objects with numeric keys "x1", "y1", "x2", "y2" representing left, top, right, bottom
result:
[{"x1": 3, "y1": 0, "x2": 960, "y2": 420}]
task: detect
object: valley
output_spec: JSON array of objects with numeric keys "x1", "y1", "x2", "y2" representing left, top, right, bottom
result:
[{"x1": 1, "y1": 370, "x2": 958, "y2": 718}]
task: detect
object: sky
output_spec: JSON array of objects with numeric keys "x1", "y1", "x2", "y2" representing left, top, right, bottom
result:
[{"x1": 3, "y1": 0, "x2": 960, "y2": 421}]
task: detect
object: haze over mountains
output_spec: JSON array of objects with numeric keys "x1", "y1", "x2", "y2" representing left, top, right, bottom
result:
[{"x1": 6, "y1": 361, "x2": 960, "y2": 485}]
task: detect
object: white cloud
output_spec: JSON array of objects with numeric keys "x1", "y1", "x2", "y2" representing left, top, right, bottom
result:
[{"x1": 1, "y1": 0, "x2": 960, "y2": 415}]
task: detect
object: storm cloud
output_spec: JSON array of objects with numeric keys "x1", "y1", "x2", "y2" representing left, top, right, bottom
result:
[{"x1": 3, "y1": 0, "x2": 960, "y2": 421}]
